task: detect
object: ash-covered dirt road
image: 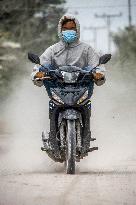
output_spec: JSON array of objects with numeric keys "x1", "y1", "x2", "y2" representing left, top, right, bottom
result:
[
  {"x1": 0, "y1": 73, "x2": 136, "y2": 205},
  {"x1": 0, "y1": 133, "x2": 136, "y2": 205},
  {"x1": 0, "y1": 162, "x2": 136, "y2": 205},
  {"x1": 0, "y1": 131, "x2": 136, "y2": 205}
]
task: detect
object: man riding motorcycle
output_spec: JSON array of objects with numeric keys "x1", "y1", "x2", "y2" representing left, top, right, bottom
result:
[
  {"x1": 31, "y1": 14, "x2": 105, "y2": 84},
  {"x1": 31, "y1": 14, "x2": 106, "y2": 156}
]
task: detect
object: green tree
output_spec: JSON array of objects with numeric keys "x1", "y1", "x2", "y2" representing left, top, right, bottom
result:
[
  {"x1": 112, "y1": 26, "x2": 136, "y2": 82},
  {"x1": 113, "y1": 26, "x2": 136, "y2": 63},
  {"x1": 0, "y1": 0, "x2": 65, "y2": 53},
  {"x1": 0, "y1": 0, "x2": 65, "y2": 101}
]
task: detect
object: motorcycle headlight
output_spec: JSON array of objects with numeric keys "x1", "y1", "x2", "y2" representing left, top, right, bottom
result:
[
  {"x1": 61, "y1": 71, "x2": 79, "y2": 83},
  {"x1": 51, "y1": 91, "x2": 64, "y2": 104},
  {"x1": 77, "y1": 90, "x2": 88, "y2": 104}
]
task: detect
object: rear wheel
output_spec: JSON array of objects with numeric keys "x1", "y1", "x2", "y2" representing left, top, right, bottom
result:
[{"x1": 65, "y1": 120, "x2": 76, "y2": 174}]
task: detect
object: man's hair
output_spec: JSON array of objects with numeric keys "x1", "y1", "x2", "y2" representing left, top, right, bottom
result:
[{"x1": 62, "y1": 18, "x2": 75, "y2": 27}]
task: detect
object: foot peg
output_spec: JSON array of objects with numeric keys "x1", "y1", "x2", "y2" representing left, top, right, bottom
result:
[
  {"x1": 88, "y1": 147, "x2": 98, "y2": 152},
  {"x1": 42, "y1": 131, "x2": 48, "y2": 142},
  {"x1": 90, "y1": 138, "x2": 96, "y2": 141},
  {"x1": 41, "y1": 147, "x2": 47, "y2": 151}
]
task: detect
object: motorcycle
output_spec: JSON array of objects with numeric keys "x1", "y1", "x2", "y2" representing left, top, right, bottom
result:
[{"x1": 28, "y1": 53, "x2": 111, "y2": 174}]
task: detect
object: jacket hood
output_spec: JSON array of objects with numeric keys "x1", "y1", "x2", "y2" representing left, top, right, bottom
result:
[{"x1": 58, "y1": 14, "x2": 80, "y2": 41}]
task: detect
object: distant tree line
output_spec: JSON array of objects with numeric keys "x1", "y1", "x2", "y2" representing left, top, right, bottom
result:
[
  {"x1": 0, "y1": 0, "x2": 65, "y2": 101},
  {"x1": 0, "y1": 0, "x2": 65, "y2": 52},
  {"x1": 113, "y1": 26, "x2": 136, "y2": 67}
]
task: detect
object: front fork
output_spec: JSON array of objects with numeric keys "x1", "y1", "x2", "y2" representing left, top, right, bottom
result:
[
  {"x1": 44, "y1": 100, "x2": 97, "y2": 156},
  {"x1": 49, "y1": 100, "x2": 93, "y2": 149}
]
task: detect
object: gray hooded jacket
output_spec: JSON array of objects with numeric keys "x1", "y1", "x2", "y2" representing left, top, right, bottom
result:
[{"x1": 31, "y1": 14, "x2": 105, "y2": 86}]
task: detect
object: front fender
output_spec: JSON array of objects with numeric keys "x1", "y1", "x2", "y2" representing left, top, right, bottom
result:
[{"x1": 58, "y1": 109, "x2": 82, "y2": 126}]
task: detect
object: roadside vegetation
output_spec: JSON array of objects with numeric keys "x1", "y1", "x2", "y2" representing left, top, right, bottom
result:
[
  {"x1": 112, "y1": 26, "x2": 136, "y2": 77},
  {"x1": 0, "y1": 0, "x2": 65, "y2": 101}
]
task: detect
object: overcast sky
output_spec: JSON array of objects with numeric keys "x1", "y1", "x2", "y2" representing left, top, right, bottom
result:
[{"x1": 64, "y1": 0, "x2": 136, "y2": 53}]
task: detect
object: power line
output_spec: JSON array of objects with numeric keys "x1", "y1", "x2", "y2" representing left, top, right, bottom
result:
[
  {"x1": 1, "y1": 4, "x2": 136, "y2": 10},
  {"x1": 0, "y1": 4, "x2": 136, "y2": 10},
  {"x1": 95, "y1": 13, "x2": 122, "y2": 53},
  {"x1": 66, "y1": 4, "x2": 136, "y2": 9}
]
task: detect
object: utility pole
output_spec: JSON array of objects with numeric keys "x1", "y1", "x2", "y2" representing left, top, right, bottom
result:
[
  {"x1": 95, "y1": 13, "x2": 122, "y2": 53},
  {"x1": 128, "y1": 0, "x2": 132, "y2": 26},
  {"x1": 84, "y1": 26, "x2": 106, "y2": 50}
]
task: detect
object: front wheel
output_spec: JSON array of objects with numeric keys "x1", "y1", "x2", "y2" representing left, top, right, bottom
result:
[{"x1": 65, "y1": 120, "x2": 76, "y2": 174}]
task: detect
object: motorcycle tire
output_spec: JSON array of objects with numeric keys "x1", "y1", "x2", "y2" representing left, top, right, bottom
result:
[{"x1": 65, "y1": 119, "x2": 76, "y2": 174}]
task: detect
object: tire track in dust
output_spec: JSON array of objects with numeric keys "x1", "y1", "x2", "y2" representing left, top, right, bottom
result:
[{"x1": 59, "y1": 175, "x2": 79, "y2": 205}]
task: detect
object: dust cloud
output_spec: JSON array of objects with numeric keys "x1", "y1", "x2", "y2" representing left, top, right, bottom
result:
[
  {"x1": 1, "y1": 62, "x2": 136, "y2": 174},
  {"x1": 0, "y1": 76, "x2": 63, "y2": 174},
  {"x1": 80, "y1": 62, "x2": 136, "y2": 172}
]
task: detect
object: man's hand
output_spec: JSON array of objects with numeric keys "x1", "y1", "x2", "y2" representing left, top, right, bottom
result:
[
  {"x1": 34, "y1": 72, "x2": 45, "y2": 79},
  {"x1": 93, "y1": 72, "x2": 104, "y2": 81},
  {"x1": 33, "y1": 72, "x2": 45, "y2": 87}
]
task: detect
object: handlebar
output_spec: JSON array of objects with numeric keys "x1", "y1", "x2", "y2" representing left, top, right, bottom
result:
[
  {"x1": 35, "y1": 76, "x2": 51, "y2": 81},
  {"x1": 34, "y1": 67, "x2": 96, "y2": 83}
]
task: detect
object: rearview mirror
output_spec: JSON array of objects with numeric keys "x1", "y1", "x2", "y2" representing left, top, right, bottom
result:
[
  {"x1": 99, "y1": 54, "x2": 111, "y2": 65},
  {"x1": 28, "y1": 53, "x2": 40, "y2": 64}
]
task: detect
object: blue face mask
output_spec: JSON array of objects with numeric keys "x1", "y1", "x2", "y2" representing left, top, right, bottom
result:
[{"x1": 62, "y1": 30, "x2": 77, "y2": 43}]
